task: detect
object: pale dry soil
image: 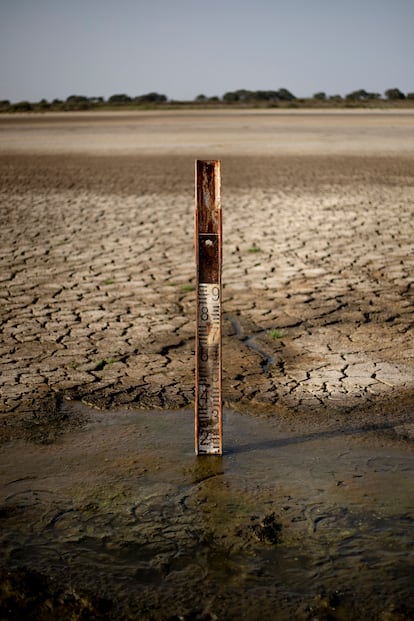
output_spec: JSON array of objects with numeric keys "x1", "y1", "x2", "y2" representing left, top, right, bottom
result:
[{"x1": 0, "y1": 111, "x2": 414, "y2": 619}]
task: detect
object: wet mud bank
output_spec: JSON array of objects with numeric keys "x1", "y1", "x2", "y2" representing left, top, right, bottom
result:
[{"x1": 1, "y1": 401, "x2": 414, "y2": 620}]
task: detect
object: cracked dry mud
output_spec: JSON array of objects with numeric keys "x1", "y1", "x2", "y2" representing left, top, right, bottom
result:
[
  {"x1": 1, "y1": 111, "x2": 414, "y2": 436},
  {"x1": 1, "y1": 111, "x2": 414, "y2": 620}
]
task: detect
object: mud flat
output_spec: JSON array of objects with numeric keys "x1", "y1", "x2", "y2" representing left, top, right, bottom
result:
[
  {"x1": 1, "y1": 402, "x2": 414, "y2": 620},
  {"x1": 0, "y1": 110, "x2": 414, "y2": 618}
]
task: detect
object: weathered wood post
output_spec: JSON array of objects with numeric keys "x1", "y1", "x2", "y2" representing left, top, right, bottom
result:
[{"x1": 195, "y1": 160, "x2": 223, "y2": 455}]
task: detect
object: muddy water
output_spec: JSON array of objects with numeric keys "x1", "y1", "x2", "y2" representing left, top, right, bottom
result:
[{"x1": 1, "y1": 402, "x2": 414, "y2": 620}]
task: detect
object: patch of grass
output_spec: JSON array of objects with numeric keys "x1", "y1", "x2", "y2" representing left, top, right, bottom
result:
[
  {"x1": 70, "y1": 361, "x2": 79, "y2": 369},
  {"x1": 182, "y1": 284, "x2": 195, "y2": 292},
  {"x1": 248, "y1": 246, "x2": 261, "y2": 253},
  {"x1": 102, "y1": 278, "x2": 114, "y2": 286},
  {"x1": 268, "y1": 329, "x2": 284, "y2": 340},
  {"x1": 94, "y1": 358, "x2": 115, "y2": 371}
]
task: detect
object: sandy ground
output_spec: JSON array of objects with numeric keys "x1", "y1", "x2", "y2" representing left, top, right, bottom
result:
[{"x1": 0, "y1": 110, "x2": 414, "y2": 436}]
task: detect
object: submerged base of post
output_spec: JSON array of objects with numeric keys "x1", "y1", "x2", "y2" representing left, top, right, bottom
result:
[{"x1": 195, "y1": 160, "x2": 223, "y2": 455}]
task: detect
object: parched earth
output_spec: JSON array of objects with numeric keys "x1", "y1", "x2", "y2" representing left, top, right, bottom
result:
[
  {"x1": 1, "y1": 112, "x2": 414, "y2": 620},
  {"x1": 0, "y1": 111, "x2": 414, "y2": 437}
]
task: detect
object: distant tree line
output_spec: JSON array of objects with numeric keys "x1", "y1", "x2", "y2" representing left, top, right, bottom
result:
[
  {"x1": 1, "y1": 88, "x2": 413, "y2": 112},
  {"x1": 0, "y1": 92, "x2": 169, "y2": 112},
  {"x1": 221, "y1": 88, "x2": 297, "y2": 103}
]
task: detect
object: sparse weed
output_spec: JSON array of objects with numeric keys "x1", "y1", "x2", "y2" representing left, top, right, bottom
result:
[
  {"x1": 268, "y1": 329, "x2": 284, "y2": 339},
  {"x1": 94, "y1": 358, "x2": 115, "y2": 371}
]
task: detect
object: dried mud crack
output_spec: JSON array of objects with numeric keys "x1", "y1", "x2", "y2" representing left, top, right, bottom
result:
[
  {"x1": 1, "y1": 110, "x2": 414, "y2": 621},
  {"x1": 0, "y1": 111, "x2": 413, "y2": 432}
]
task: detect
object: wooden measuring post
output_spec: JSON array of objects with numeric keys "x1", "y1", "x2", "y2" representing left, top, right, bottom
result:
[{"x1": 195, "y1": 160, "x2": 223, "y2": 455}]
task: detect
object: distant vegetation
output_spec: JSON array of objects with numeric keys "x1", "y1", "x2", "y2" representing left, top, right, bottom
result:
[{"x1": 1, "y1": 87, "x2": 413, "y2": 112}]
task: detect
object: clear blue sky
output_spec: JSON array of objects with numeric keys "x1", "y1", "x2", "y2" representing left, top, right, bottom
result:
[{"x1": 1, "y1": 0, "x2": 413, "y2": 102}]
